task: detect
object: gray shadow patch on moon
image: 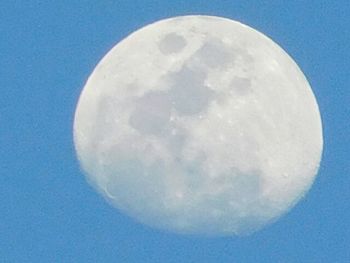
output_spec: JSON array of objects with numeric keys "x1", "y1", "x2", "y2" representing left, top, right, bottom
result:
[
  {"x1": 89, "y1": 96, "x2": 118, "y2": 148},
  {"x1": 211, "y1": 167, "x2": 262, "y2": 206},
  {"x1": 167, "y1": 66, "x2": 214, "y2": 116},
  {"x1": 182, "y1": 152, "x2": 208, "y2": 189},
  {"x1": 159, "y1": 33, "x2": 187, "y2": 55},
  {"x1": 129, "y1": 91, "x2": 171, "y2": 135},
  {"x1": 164, "y1": 127, "x2": 187, "y2": 158},
  {"x1": 195, "y1": 37, "x2": 236, "y2": 69},
  {"x1": 104, "y1": 156, "x2": 168, "y2": 215},
  {"x1": 175, "y1": 168, "x2": 263, "y2": 235},
  {"x1": 200, "y1": 168, "x2": 263, "y2": 234},
  {"x1": 230, "y1": 169, "x2": 262, "y2": 202},
  {"x1": 230, "y1": 77, "x2": 252, "y2": 96}
]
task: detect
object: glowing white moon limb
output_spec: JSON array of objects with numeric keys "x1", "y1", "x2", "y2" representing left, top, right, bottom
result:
[{"x1": 73, "y1": 16, "x2": 323, "y2": 236}]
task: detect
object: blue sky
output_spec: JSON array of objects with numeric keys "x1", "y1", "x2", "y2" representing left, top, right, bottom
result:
[{"x1": 1, "y1": 1, "x2": 349, "y2": 262}]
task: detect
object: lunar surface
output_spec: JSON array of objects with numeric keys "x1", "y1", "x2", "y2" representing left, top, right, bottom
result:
[{"x1": 73, "y1": 16, "x2": 323, "y2": 236}]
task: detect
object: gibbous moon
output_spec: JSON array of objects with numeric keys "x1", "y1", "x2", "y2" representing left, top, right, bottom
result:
[{"x1": 74, "y1": 16, "x2": 323, "y2": 236}]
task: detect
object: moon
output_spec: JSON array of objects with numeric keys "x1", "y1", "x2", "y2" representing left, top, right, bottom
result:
[{"x1": 73, "y1": 16, "x2": 323, "y2": 236}]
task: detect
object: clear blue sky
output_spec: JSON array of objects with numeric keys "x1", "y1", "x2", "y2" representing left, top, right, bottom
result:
[{"x1": 1, "y1": 1, "x2": 349, "y2": 262}]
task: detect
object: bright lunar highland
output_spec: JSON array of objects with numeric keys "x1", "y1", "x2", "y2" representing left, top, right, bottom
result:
[{"x1": 74, "y1": 16, "x2": 323, "y2": 236}]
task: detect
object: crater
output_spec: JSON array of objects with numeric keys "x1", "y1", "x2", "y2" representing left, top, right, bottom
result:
[
  {"x1": 159, "y1": 33, "x2": 187, "y2": 55},
  {"x1": 195, "y1": 38, "x2": 235, "y2": 68},
  {"x1": 129, "y1": 91, "x2": 171, "y2": 135},
  {"x1": 167, "y1": 66, "x2": 214, "y2": 116}
]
